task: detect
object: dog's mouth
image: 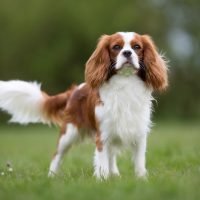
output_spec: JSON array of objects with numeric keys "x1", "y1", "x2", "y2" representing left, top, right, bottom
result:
[
  {"x1": 117, "y1": 60, "x2": 139, "y2": 76},
  {"x1": 108, "y1": 59, "x2": 139, "y2": 77},
  {"x1": 118, "y1": 65, "x2": 138, "y2": 76}
]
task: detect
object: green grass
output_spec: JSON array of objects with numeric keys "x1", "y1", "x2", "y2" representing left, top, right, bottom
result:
[{"x1": 0, "y1": 122, "x2": 200, "y2": 200}]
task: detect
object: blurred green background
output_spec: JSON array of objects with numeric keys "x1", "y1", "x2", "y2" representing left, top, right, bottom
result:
[
  {"x1": 0, "y1": 2, "x2": 200, "y2": 199},
  {"x1": 0, "y1": 0, "x2": 200, "y2": 122}
]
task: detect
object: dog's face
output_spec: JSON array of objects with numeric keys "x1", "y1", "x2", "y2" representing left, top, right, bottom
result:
[
  {"x1": 85, "y1": 32, "x2": 168, "y2": 91},
  {"x1": 109, "y1": 32, "x2": 140, "y2": 70}
]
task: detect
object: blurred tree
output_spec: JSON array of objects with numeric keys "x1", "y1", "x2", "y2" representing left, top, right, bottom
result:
[{"x1": 0, "y1": 0, "x2": 199, "y2": 121}]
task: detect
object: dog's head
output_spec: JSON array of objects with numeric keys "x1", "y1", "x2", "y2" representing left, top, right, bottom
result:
[{"x1": 85, "y1": 32, "x2": 168, "y2": 91}]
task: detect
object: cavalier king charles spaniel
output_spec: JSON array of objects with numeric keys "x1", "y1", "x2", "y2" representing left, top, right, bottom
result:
[{"x1": 0, "y1": 32, "x2": 168, "y2": 179}]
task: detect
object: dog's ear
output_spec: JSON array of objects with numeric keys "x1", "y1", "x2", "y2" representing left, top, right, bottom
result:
[
  {"x1": 141, "y1": 35, "x2": 168, "y2": 91},
  {"x1": 85, "y1": 35, "x2": 111, "y2": 88}
]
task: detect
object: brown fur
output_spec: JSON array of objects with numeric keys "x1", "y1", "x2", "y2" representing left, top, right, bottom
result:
[
  {"x1": 85, "y1": 35, "x2": 111, "y2": 88},
  {"x1": 141, "y1": 35, "x2": 168, "y2": 91},
  {"x1": 42, "y1": 84, "x2": 101, "y2": 134},
  {"x1": 42, "y1": 85, "x2": 76, "y2": 126},
  {"x1": 42, "y1": 83, "x2": 103, "y2": 155},
  {"x1": 64, "y1": 84, "x2": 101, "y2": 130}
]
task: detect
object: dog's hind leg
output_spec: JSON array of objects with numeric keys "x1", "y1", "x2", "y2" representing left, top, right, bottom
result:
[{"x1": 48, "y1": 123, "x2": 79, "y2": 177}]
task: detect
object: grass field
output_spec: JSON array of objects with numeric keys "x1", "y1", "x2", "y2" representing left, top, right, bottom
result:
[{"x1": 0, "y1": 122, "x2": 200, "y2": 200}]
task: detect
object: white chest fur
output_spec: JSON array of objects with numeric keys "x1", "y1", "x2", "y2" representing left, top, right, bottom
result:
[{"x1": 95, "y1": 75, "x2": 153, "y2": 147}]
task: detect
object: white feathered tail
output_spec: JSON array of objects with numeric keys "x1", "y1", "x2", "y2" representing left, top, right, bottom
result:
[
  {"x1": 0, "y1": 80, "x2": 70, "y2": 126},
  {"x1": 0, "y1": 80, "x2": 50, "y2": 125}
]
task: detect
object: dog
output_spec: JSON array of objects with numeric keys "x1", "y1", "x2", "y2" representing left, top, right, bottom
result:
[{"x1": 0, "y1": 32, "x2": 168, "y2": 179}]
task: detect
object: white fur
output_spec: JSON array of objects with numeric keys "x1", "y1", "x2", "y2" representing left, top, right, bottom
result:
[
  {"x1": 0, "y1": 80, "x2": 49, "y2": 124},
  {"x1": 48, "y1": 123, "x2": 79, "y2": 177},
  {"x1": 94, "y1": 147, "x2": 110, "y2": 179},
  {"x1": 94, "y1": 145, "x2": 120, "y2": 179},
  {"x1": 78, "y1": 82, "x2": 86, "y2": 89},
  {"x1": 95, "y1": 74, "x2": 152, "y2": 179},
  {"x1": 115, "y1": 32, "x2": 140, "y2": 70}
]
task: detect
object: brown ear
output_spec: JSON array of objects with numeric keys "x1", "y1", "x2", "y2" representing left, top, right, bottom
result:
[
  {"x1": 142, "y1": 35, "x2": 168, "y2": 91},
  {"x1": 85, "y1": 35, "x2": 111, "y2": 88}
]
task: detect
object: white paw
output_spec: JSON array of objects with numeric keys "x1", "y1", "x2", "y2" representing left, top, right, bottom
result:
[
  {"x1": 94, "y1": 167, "x2": 110, "y2": 180},
  {"x1": 110, "y1": 168, "x2": 121, "y2": 177},
  {"x1": 111, "y1": 171, "x2": 121, "y2": 177},
  {"x1": 48, "y1": 170, "x2": 56, "y2": 178},
  {"x1": 135, "y1": 168, "x2": 148, "y2": 179}
]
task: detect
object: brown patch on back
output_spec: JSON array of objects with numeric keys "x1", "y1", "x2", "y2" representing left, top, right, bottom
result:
[
  {"x1": 42, "y1": 83, "x2": 102, "y2": 140},
  {"x1": 64, "y1": 84, "x2": 101, "y2": 130},
  {"x1": 42, "y1": 85, "x2": 76, "y2": 126}
]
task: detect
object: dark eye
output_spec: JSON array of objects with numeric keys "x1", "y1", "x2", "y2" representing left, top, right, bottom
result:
[
  {"x1": 112, "y1": 45, "x2": 121, "y2": 50},
  {"x1": 133, "y1": 44, "x2": 141, "y2": 50}
]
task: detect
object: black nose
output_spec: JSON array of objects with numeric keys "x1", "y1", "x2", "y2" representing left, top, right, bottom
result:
[{"x1": 123, "y1": 50, "x2": 132, "y2": 58}]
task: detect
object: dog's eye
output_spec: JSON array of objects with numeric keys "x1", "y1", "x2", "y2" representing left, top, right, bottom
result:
[
  {"x1": 133, "y1": 44, "x2": 141, "y2": 50},
  {"x1": 112, "y1": 45, "x2": 122, "y2": 50}
]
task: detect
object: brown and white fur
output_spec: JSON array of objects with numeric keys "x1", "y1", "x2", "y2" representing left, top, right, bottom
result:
[{"x1": 0, "y1": 32, "x2": 168, "y2": 180}]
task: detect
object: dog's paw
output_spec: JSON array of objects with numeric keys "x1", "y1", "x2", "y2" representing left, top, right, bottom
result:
[
  {"x1": 48, "y1": 171, "x2": 56, "y2": 178},
  {"x1": 135, "y1": 168, "x2": 148, "y2": 180},
  {"x1": 93, "y1": 167, "x2": 110, "y2": 181}
]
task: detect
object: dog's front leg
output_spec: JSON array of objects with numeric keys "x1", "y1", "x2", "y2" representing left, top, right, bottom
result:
[
  {"x1": 93, "y1": 141, "x2": 110, "y2": 180},
  {"x1": 133, "y1": 134, "x2": 148, "y2": 179}
]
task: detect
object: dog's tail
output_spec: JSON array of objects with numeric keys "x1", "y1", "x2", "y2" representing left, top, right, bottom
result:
[{"x1": 0, "y1": 80, "x2": 72, "y2": 126}]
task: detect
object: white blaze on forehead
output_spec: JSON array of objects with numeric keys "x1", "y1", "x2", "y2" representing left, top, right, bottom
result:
[{"x1": 118, "y1": 32, "x2": 135, "y2": 45}]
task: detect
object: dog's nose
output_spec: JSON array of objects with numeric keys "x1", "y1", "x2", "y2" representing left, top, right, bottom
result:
[{"x1": 123, "y1": 50, "x2": 132, "y2": 58}]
